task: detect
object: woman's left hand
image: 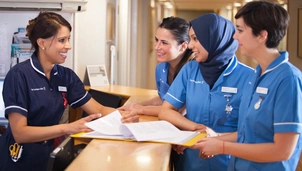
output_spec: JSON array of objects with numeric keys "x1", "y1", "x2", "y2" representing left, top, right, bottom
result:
[{"x1": 119, "y1": 110, "x2": 140, "y2": 123}]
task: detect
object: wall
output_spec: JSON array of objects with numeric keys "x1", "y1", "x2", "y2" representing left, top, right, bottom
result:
[
  {"x1": 0, "y1": 11, "x2": 73, "y2": 76},
  {"x1": 288, "y1": 0, "x2": 302, "y2": 71},
  {"x1": 176, "y1": 9, "x2": 213, "y2": 21},
  {"x1": 74, "y1": 0, "x2": 107, "y2": 81}
]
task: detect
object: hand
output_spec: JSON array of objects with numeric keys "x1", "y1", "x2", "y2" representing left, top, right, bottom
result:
[
  {"x1": 119, "y1": 110, "x2": 139, "y2": 123},
  {"x1": 66, "y1": 114, "x2": 102, "y2": 134},
  {"x1": 191, "y1": 137, "x2": 223, "y2": 158},
  {"x1": 193, "y1": 124, "x2": 207, "y2": 133},
  {"x1": 205, "y1": 127, "x2": 219, "y2": 137},
  {"x1": 118, "y1": 103, "x2": 143, "y2": 113},
  {"x1": 172, "y1": 145, "x2": 187, "y2": 154}
]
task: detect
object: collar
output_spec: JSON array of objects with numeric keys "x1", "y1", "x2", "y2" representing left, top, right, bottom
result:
[
  {"x1": 223, "y1": 56, "x2": 238, "y2": 77},
  {"x1": 30, "y1": 53, "x2": 58, "y2": 77},
  {"x1": 257, "y1": 51, "x2": 288, "y2": 75}
]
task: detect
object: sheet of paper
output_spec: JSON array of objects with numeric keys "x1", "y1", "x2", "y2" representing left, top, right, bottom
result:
[
  {"x1": 121, "y1": 120, "x2": 189, "y2": 141},
  {"x1": 87, "y1": 65, "x2": 109, "y2": 86},
  {"x1": 85, "y1": 110, "x2": 122, "y2": 135},
  {"x1": 149, "y1": 131, "x2": 200, "y2": 145},
  {"x1": 79, "y1": 131, "x2": 128, "y2": 140}
]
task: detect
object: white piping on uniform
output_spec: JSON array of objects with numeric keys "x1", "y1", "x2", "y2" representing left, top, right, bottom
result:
[
  {"x1": 263, "y1": 58, "x2": 288, "y2": 75},
  {"x1": 30, "y1": 57, "x2": 46, "y2": 76},
  {"x1": 223, "y1": 56, "x2": 237, "y2": 76},
  {"x1": 166, "y1": 93, "x2": 184, "y2": 104},
  {"x1": 5, "y1": 105, "x2": 28, "y2": 112},
  {"x1": 70, "y1": 91, "x2": 88, "y2": 107},
  {"x1": 274, "y1": 122, "x2": 302, "y2": 126}
]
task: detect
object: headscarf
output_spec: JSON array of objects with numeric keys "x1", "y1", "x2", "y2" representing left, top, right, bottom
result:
[{"x1": 190, "y1": 13, "x2": 238, "y2": 89}]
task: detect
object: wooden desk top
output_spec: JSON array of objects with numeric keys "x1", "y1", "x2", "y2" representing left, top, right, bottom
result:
[
  {"x1": 67, "y1": 139, "x2": 171, "y2": 171},
  {"x1": 89, "y1": 85, "x2": 158, "y2": 97},
  {"x1": 66, "y1": 85, "x2": 171, "y2": 171}
]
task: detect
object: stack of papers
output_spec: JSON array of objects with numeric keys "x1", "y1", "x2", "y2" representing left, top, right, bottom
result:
[{"x1": 72, "y1": 110, "x2": 206, "y2": 146}]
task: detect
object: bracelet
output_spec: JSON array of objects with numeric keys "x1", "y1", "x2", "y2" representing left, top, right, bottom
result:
[{"x1": 222, "y1": 141, "x2": 225, "y2": 154}]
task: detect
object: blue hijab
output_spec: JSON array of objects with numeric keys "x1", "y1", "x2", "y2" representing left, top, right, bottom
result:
[{"x1": 190, "y1": 13, "x2": 238, "y2": 89}]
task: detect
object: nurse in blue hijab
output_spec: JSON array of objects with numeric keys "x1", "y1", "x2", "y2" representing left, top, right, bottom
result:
[
  {"x1": 159, "y1": 13, "x2": 254, "y2": 171},
  {"x1": 191, "y1": 13, "x2": 238, "y2": 89}
]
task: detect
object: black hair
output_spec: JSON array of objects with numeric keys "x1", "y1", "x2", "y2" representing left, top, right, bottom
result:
[
  {"x1": 159, "y1": 16, "x2": 193, "y2": 79},
  {"x1": 26, "y1": 12, "x2": 72, "y2": 53},
  {"x1": 235, "y1": 1, "x2": 289, "y2": 48}
]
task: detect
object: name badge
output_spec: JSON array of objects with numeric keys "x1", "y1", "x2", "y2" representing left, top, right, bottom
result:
[
  {"x1": 256, "y1": 87, "x2": 268, "y2": 95},
  {"x1": 58, "y1": 86, "x2": 67, "y2": 92},
  {"x1": 221, "y1": 87, "x2": 237, "y2": 94}
]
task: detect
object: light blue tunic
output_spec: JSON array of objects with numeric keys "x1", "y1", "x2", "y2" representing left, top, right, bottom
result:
[
  {"x1": 164, "y1": 56, "x2": 254, "y2": 171},
  {"x1": 228, "y1": 51, "x2": 302, "y2": 171},
  {"x1": 155, "y1": 62, "x2": 170, "y2": 101}
]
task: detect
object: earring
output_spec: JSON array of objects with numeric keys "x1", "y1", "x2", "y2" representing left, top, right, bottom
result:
[{"x1": 42, "y1": 47, "x2": 45, "y2": 50}]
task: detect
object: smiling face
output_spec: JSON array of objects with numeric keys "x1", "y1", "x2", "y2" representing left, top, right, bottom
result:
[
  {"x1": 154, "y1": 27, "x2": 185, "y2": 63},
  {"x1": 39, "y1": 25, "x2": 71, "y2": 65},
  {"x1": 188, "y1": 27, "x2": 208, "y2": 63},
  {"x1": 233, "y1": 17, "x2": 261, "y2": 58}
]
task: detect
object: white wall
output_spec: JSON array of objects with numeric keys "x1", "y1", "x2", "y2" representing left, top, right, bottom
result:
[{"x1": 74, "y1": 0, "x2": 107, "y2": 81}]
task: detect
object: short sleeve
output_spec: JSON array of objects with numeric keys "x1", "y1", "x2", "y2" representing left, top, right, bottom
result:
[
  {"x1": 163, "y1": 63, "x2": 189, "y2": 109},
  {"x1": 274, "y1": 75, "x2": 302, "y2": 134},
  {"x1": 3, "y1": 69, "x2": 29, "y2": 118},
  {"x1": 64, "y1": 69, "x2": 91, "y2": 108}
]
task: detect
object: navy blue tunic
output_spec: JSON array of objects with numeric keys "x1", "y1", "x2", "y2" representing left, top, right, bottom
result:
[{"x1": 0, "y1": 53, "x2": 91, "y2": 171}]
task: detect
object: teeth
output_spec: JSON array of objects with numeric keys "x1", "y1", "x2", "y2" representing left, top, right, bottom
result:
[{"x1": 60, "y1": 53, "x2": 67, "y2": 56}]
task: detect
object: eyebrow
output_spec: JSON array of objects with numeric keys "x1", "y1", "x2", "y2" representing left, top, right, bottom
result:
[
  {"x1": 190, "y1": 34, "x2": 196, "y2": 37},
  {"x1": 235, "y1": 25, "x2": 243, "y2": 28},
  {"x1": 57, "y1": 36, "x2": 71, "y2": 39}
]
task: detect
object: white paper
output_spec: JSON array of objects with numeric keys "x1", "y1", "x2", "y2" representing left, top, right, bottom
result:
[
  {"x1": 83, "y1": 110, "x2": 200, "y2": 145},
  {"x1": 85, "y1": 110, "x2": 122, "y2": 135},
  {"x1": 122, "y1": 121, "x2": 198, "y2": 143},
  {"x1": 87, "y1": 65, "x2": 109, "y2": 86}
]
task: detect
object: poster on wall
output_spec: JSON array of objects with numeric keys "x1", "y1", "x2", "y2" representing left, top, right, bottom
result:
[{"x1": 86, "y1": 65, "x2": 109, "y2": 86}]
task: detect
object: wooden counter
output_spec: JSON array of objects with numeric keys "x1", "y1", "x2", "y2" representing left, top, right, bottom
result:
[
  {"x1": 66, "y1": 85, "x2": 171, "y2": 171},
  {"x1": 69, "y1": 85, "x2": 158, "y2": 123},
  {"x1": 67, "y1": 139, "x2": 171, "y2": 171}
]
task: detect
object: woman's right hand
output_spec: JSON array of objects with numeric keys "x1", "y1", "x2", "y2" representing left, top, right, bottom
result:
[
  {"x1": 65, "y1": 114, "x2": 102, "y2": 134},
  {"x1": 193, "y1": 123, "x2": 207, "y2": 133}
]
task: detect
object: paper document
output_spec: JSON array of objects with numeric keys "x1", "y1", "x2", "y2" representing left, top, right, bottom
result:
[
  {"x1": 73, "y1": 110, "x2": 206, "y2": 146},
  {"x1": 86, "y1": 65, "x2": 109, "y2": 86}
]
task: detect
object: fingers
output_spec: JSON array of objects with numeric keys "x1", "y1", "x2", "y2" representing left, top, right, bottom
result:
[
  {"x1": 173, "y1": 145, "x2": 186, "y2": 154},
  {"x1": 194, "y1": 124, "x2": 207, "y2": 133},
  {"x1": 117, "y1": 106, "x2": 125, "y2": 110},
  {"x1": 121, "y1": 115, "x2": 139, "y2": 123},
  {"x1": 199, "y1": 151, "x2": 214, "y2": 159},
  {"x1": 121, "y1": 111, "x2": 139, "y2": 123},
  {"x1": 81, "y1": 127, "x2": 94, "y2": 133},
  {"x1": 84, "y1": 113, "x2": 102, "y2": 122},
  {"x1": 118, "y1": 103, "x2": 134, "y2": 111}
]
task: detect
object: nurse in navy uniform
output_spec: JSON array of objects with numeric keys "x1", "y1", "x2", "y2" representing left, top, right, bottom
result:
[{"x1": 0, "y1": 12, "x2": 138, "y2": 171}]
